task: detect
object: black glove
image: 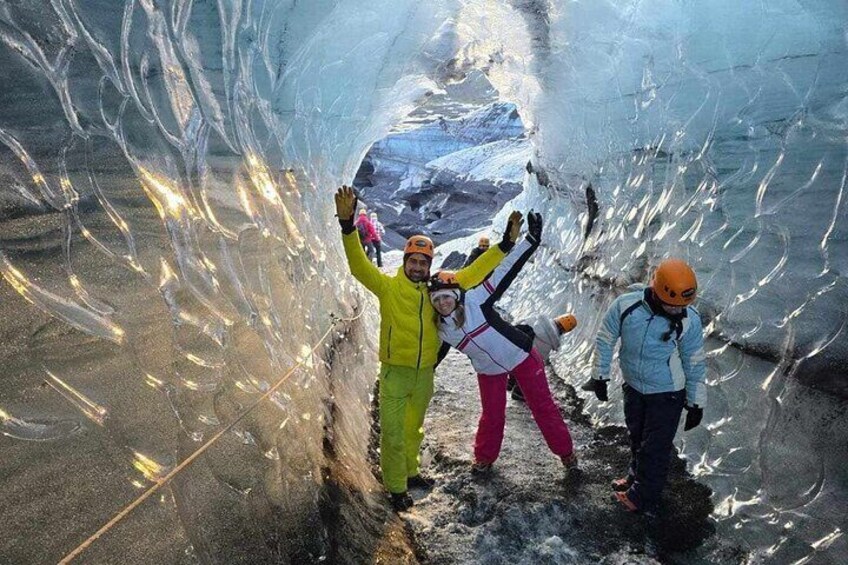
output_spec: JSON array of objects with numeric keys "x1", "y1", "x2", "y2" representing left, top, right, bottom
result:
[
  {"x1": 580, "y1": 378, "x2": 608, "y2": 402},
  {"x1": 684, "y1": 405, "x2": 703, "y2": 431},
  {"x1": 515, "y1": 323, "x2": 536, "y2": 340},
  {"x1": 526, "y1": 211, "x2": 542, "y2": 245},
  {"x1": 435, "y1": 341, "x2": 452, "y2": 369}
]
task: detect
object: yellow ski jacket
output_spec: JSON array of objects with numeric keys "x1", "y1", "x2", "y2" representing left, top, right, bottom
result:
[{"x1": 342, "y1": 231, "x2": 506, "y2": 369}]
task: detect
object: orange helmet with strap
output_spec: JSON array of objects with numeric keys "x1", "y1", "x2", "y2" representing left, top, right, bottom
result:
[
  {"x1": 428, "y1": 271, "x2": 459, "y2": 291},
  {"x1": 554, "y1": 314, "x2": 577, "y2": 334},
  {"x1": 652, "y1": 259, "x2": 697, "y2": 306},
  {"x1": 428, "y1": 271, "x2": 461, "y2": 305},
  {"x1": 403, "y1": 235, "x2": 434, "y2": 260}
]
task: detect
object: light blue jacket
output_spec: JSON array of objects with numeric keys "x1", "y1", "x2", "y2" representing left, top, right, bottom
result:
[{"x1": 591, "y1": 289, "x2": 707, "y2": 407}]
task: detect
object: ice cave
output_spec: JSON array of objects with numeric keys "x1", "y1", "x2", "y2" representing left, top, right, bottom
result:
[{"x1": 0, "y1": 1, "x2": 846, "y2": 563}]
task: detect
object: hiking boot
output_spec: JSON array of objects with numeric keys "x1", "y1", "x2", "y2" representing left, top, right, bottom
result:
[
  {"x1": 613, "y1": 490, "x2": 639, "y2": 512},
  {"x1": 390, "y1": 491, "x2": 413, "y2": 512},
  {"x1": 611, "y1": 476, "x2": 634, "y2": 492},
  {"x1": 407, "y1": 474, "x2": 435, "y2": 489},
  {"x1": 471, "y1": 461, "x2": 493, "y2": 476},
  {"x1": 561, "y1": 452, "x2": 579, "y2": 471}
]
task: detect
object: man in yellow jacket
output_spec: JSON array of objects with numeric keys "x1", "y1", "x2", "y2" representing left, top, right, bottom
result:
[{"x1": 334, "y1": 186, "x2": 522, "y2": 510}]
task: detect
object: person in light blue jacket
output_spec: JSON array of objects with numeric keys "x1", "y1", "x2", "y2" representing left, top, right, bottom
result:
[{"x1": 582, "y1": 258, "x2": 707, "y2": 513}]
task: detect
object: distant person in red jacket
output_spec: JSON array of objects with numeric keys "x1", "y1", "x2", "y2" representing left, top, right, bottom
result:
[
  {"x1": 355, "y1": 209, "x2": 378, "y2": 259},
  {"x1": 371, "y1": 212, "x2": 386, "y2": 267}
]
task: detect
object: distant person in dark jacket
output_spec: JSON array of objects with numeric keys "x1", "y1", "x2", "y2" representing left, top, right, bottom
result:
[{"x1": 463, "y1": 236, "x2": 490, "y2": 267}]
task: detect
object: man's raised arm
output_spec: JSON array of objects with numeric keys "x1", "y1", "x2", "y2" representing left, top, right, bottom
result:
[{"x1": 335, "y1": 186, "x2": 387, "y2": 296}]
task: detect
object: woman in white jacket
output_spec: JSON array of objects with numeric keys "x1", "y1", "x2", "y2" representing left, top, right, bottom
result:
[{"x1": 429, "y1": 212, "x2": 577, "y2": 474}]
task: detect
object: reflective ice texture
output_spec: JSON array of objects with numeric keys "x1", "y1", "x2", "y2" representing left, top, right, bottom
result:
[
  {"x1": 495, "y1": 1, "x2": 848, "y2": 562},
  {"x1": 0, "y1": 0, "x2": 452, "y2": 562}
]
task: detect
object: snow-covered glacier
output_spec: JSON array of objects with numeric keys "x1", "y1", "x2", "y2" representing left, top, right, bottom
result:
[
  {"x1": 355, "y1": 101, "x2": 530, "y2": 246},
  {"x1": 0, "y1": 0, "x2": 845, "y2": 563}
]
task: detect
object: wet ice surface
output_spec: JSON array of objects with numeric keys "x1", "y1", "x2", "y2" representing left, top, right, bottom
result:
[
  {"x1": 407, "y1": 350, "x2": 716, "y2": 565},
  {"x1": 493, "y1": 242, "x2": 848, "y2": 563}
]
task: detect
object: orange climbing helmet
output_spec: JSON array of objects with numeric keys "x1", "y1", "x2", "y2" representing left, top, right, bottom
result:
[
  {"x1": 428, "y1": 270, "x2": 459, "y2": 292},
  {"x1": 428, "y1": 271, "x2": 462, "y2": 306},
  {"x1": 403, "y1": 235, "x2": 434, "y2": 260},
  {"x1": 652, "y1": 259, "x2": 697, "y2": 306},
  {"x1": 555, "y1": 314, "x2": 577, "y2": 334}
]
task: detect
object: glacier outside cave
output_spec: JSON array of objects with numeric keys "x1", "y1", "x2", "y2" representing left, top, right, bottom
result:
[{"x1": 0, "y1": 1, "x2": 846, "y2": 563}]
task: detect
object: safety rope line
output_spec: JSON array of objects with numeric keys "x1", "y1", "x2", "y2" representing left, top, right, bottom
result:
[{"x1": 59, "y1": 311, "x2": 360, "y2": 564}]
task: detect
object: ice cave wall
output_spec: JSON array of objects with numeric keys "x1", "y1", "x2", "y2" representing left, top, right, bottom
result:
[
  {"x1": 0, "y1": 0, "x2": 846, "y2": 562},
  {"x1": 0, "y1": 0, "x2": 463, "y2": 562},
  {"x1": 485, "y1": 1, "x2": 848, "y2": 558}
]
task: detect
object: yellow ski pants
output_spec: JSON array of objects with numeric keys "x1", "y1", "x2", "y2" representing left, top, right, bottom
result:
[{"x1": 378, "y1": 364, "x2": 435, "y2": 493}]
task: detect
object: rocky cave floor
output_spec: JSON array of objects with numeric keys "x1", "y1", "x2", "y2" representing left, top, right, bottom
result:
[{"x1": 364, "y1": 347, "x2": 740, "y2": 565}]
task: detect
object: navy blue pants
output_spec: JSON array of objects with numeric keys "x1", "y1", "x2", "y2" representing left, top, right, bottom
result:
[{"x1": 623, "y1": 383, "x2": 685, "y2": 511}]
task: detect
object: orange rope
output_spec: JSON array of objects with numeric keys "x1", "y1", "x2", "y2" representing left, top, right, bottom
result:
[{"x1": 59, "y1": 312, "x2": 358, "y2": 564}]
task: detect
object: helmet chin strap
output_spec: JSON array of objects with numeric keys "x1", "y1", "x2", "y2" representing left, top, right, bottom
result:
[{"x1": 646, "y1": 289, "x2": 685, "y2": 341}]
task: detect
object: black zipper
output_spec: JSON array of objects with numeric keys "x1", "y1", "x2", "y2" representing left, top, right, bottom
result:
[
  {"x1": 416, "y1": 287, "x2": 424, "y2": 369},
  {"x1": 387, "y1": 326, "x2": 392, "y2": 358}
]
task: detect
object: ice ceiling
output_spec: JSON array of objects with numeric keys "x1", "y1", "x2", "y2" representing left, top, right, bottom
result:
[{"x1": 0, "y1": 0, "x2": 846, "y2": 563}]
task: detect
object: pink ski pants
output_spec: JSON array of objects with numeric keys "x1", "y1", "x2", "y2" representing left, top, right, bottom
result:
[{"x1": 474, "y1": 348, "x2": 574, "y2": 464}]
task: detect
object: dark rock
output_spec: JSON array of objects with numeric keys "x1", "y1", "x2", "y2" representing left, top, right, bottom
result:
[{"x1": 439, "y1": 251, "x2": 467, "y2": 270}]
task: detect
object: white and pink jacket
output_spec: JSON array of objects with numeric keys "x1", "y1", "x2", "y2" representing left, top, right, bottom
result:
[{"x1": 437, "y1": 238, "x2": 538, "y2": 376}]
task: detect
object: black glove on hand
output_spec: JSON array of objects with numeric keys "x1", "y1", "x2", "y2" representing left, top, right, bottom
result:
[
  {"x1": 580, "y1": 378, "x2": 608, "y2": 402},
  {"x1": 514, "y1": 323, "x2": 536, "y2": 340},
  {"x1": 526, "y1": 211, "x2": 543, "y2": 244},
  {"x1": 684, "y1": 405, "x2": 703, "y2": 431}
]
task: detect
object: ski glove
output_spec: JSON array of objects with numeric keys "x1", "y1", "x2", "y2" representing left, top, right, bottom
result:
[
  {"x1": 580, "y1": 378, "x2": 608, "y2": 402},
  {"x1": 498, "y1": 211, "x2": 524, "y2": 252},
  {"x1": 684, "y1": 405, "x2": 703, "y2": 431},
  {"x1": 335, "y1": 185, "x2": 358, "y2": 234},
  {"x1": 514, "y1": 323, "x2": 536, "y2": 341},
  {"x1": 526, "y1": 211, "x2": 543, "y2": 245},
  {"x1": 434, "y1": 342, "x2": 451, "y2": 370}
]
